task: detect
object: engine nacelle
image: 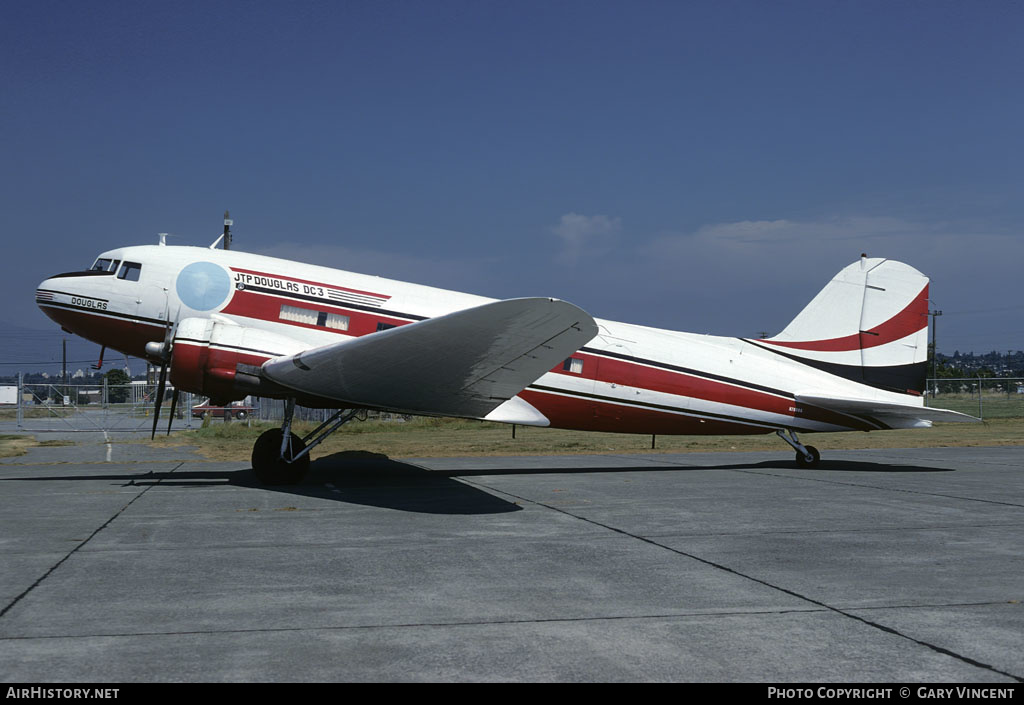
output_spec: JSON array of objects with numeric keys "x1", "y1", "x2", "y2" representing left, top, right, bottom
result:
[{"x1": 169, "y1": 317, "x2": 309, "y2": 404}]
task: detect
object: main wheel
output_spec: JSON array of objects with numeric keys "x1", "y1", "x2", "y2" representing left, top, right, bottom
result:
[
  {"x1": 252, "y1": 429, "x2": 310, "y2": 485},
  {"x1": 795, "y1": 445, "x2": 821, "y2": 468}
]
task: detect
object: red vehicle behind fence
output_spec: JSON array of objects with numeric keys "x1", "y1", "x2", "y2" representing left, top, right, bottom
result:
[{"x1": 191, "y1": 400, "x2": 256, "y2": 420}]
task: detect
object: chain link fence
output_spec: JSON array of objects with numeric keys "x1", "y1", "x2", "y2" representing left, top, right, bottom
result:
[
  {"x1": 9, "y1": 373, "x2": 198, "y2": 433},
  {"x1": 925, "y1": 377, "x2": 1024, "y2": 420},
  {"x1": 7, "y1": 373, "x2": 1021, "y2": 431}
]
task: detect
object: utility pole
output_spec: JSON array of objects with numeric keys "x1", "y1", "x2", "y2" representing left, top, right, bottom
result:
[
  {"x1": 929, "y1": 309, "x2": 943, "y2": 394},
  {"x1": 62, "y1": 337, "x2": 68, "y2": 405}
]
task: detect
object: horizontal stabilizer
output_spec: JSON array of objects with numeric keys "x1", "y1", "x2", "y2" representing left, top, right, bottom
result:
[
  {"x1": 796, "y1": 393, "x2": 980, "y2": 429},
  {"x1": 262, "y1": 297, "x2": 598, "y2": 418}
]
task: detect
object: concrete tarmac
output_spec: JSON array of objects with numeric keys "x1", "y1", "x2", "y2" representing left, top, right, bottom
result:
[{"x1": 0, "y1": 439, "x2": 1022, "y2": 682}]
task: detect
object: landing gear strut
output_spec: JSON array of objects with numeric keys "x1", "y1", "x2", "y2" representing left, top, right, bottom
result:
[
  {"x1": 251, "y1": 398, "x2": 360, "y2": 485},
  {"x1": 777, "y1": 429, "x2": 821, "y2": 468}
]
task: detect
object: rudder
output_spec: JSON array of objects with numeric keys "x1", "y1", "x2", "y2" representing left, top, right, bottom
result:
[{"x1": 753, "y1": 257, "x2": 930, "y2": 395}]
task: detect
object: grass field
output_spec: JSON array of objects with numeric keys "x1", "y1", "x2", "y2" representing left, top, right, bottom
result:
[
  {"x1": 927, "y1": 393, "x2": 1024, "y2": 419},
  {"x1": 144, "y1": 415, "x2": 1024, "y2": 462}
]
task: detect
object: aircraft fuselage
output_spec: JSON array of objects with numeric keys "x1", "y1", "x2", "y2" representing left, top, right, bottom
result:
[{"x1": 37, "y1": 244, "x2": 926, "y2": 436}]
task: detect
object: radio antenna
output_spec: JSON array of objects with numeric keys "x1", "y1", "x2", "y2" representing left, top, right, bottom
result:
[{"x1": 223, "y1": 210, "x2": 232, "y2": 250}]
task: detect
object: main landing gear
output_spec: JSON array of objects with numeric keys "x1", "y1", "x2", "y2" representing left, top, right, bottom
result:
[
  {"x1": 251, "y1": 398, "x2": 360, "y2": 485},
  {"x1": 776, "y1": 429, "x2": 821, "y2": 468}
]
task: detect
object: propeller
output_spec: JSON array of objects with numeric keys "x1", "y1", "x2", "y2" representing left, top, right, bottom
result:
[
  {"x1": 151, "y1": 360, "x2": 169, "y2": 440},
  {"x1": 146, "y1": 312, "x2": 179, "y2": 440},
  {"x1": 166, "y1": 388, "x2": 180, "y2": 436}
]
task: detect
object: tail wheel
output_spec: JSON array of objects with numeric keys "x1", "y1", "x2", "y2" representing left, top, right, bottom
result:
[
  {"x1": 252, "y1": 429, "x2": 310, "y2": 485},
  {"x1": 795, "y1": 445, "x2": 821, "y2": 468}
]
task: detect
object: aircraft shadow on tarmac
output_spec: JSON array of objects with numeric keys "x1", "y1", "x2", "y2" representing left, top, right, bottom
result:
[
  {"x1": 0, "y1": 453, "x2": 952, "y2": 515},
  {"x1": 0, "y1": 451, "x2": 524, "y2": 516},
  {"x1": 438, "y1": 457, "x2": 954, "y2": 476}
]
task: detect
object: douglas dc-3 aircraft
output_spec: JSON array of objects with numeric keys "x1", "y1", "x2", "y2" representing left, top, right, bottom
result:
[{"x1": 36, "y1": 234, "x2": 976, "y2": 484}]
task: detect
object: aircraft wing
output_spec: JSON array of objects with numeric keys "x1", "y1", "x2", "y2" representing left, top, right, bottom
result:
[
  {"x1": 796, "y1": 393, "x2": 981, "y2": 428},
  {"x1": 261, "y1": 297, "x2": 598, "y2": 418}
]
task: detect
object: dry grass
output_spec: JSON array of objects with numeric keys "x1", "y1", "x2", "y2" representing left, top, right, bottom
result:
[
  {"x1": 144, "y1": 416, "x2": 1024, "y2": 462},
  {"x1": 0, "y1": 435, "x2": 75, "y2": 458}
]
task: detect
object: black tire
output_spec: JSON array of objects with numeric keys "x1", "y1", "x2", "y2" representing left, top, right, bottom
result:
[
  {"x1": 235, "y1": 410, "x2": 247, "y2": 420},
  {"x1": 795, "y1": 445, "x2": 821, "y2": 468},
  {"x1": 251, "y1": 429, "x2": 310, "y2": 485}
]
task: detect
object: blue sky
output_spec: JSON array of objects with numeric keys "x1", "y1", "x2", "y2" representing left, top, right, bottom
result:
[{"x1": 3, "y1": 0, "x2": 1023, "y2": 372}]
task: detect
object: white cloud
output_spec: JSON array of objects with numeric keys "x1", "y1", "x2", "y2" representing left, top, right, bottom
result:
[
  {"x1": 550, "y1": 213, "x2": 622, "y2": 265},
  {"x1": 629, "y1": 215, "x2": 1023, "y2": 345}
]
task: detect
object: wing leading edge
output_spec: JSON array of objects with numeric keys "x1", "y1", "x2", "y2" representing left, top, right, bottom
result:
[{"x1": 262, "y1": 297, "x2": 598, "y2": 418}]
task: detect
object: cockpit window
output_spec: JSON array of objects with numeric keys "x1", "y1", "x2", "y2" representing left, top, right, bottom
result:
[
  {"x1": 117, "y1": 261, "x2": 142, "y2": 281},
  {"x1": 91, "y1": 258, "x2": 120, "y2": 272}
]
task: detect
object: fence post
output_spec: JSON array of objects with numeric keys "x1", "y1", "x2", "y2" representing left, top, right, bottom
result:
[{"x1": 17, "y1": 371, "x2": 23, "y2": 429}]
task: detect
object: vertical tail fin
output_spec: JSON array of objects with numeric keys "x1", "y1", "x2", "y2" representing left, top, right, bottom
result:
[{"x1": 755, "y1": 257, "x2": 930, "y2": 395}]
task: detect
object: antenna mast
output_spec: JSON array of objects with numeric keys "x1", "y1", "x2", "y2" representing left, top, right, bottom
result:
[{"x1": 223, "y1": 210, "x2": 233, "y2": 250}]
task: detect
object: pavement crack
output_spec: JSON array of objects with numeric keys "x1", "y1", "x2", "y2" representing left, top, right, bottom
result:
[
  {"x1": 0, "y1": 462, "x2": 185, "y2": 621},
  {"x1": 460, "y1": 476, "x2": 1024, "y2": 683},
  {"x1": 732, "y1": 468, "x2": 1024, "y2": 509},
  {"x1": 0, "y1": 607, "x2": 832, "y2": 641}
]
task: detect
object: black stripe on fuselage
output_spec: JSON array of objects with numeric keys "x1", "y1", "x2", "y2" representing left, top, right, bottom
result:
[
  {"x1": 38, "y1": 300, "x2": 167, "y2": 327},
  {"x1": 580, "y1": 346, "x2": 794, "y2": 399},
  {"x1": 46, "y1": 271, "x2": 117, "y2": 279},
  {"x1": 173, "y1": 337, "x2": 285, "y2": 359},
  {"x1": 741, "y1": 339, "x2": 927, "y2": 396},
  {"x1": 37, "y1": 289, "x2": 109, "y2": 303}
]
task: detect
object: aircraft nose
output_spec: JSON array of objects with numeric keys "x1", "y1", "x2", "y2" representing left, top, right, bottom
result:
[
  {"x1": 35, "y1": 271, "x2": 107, "y2": 328},
  {"x1": 35, "y1": 276, "x2": 60, "y2": 310}
]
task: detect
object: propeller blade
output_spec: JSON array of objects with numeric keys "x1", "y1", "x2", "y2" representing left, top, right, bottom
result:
[
  {"x1": 167, "y1": 388, "x2": 180, "y2": 436},
  {"x1": 151, "y1": 363, "x2": 168, "y2": 440}
]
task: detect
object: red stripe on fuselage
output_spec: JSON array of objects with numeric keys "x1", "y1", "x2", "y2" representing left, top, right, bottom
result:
[
  {"x1": 548, "y1": 352, "x2": 874, "y2": 431},
  {"x1": 519, "y1": 388, "x2": 773, "y2": 435},
  {"x1": 220, "y1": 289, "x2": 412, "y2": 337},
  {"x1": 759, "y1": 285, "x2": 929, "y2": 352}
]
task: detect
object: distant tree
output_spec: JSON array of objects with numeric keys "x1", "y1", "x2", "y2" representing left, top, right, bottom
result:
[{"x1": 104, "y1": 369, "x2": 131, "y2": 403}]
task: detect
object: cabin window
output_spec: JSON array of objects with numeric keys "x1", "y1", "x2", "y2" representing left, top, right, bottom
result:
[
  {"x1": 324, "y1": 312, "x2": 349, "y2": 331},
  {"x1": 117, "y1": 262, "x2": 142, "y2": 281},
  {"x1": 563, "y1": 357, "x2": 584, "y2": 374},
  {"x1": 279, "y1": 305, "x2": 349, "y2": 331},
  {"x1": 279, "y1": 304, "x2": 318, "y2": 326},
  {"x1": 376, "y1": 322, "x2": 396, "y2": 332}
]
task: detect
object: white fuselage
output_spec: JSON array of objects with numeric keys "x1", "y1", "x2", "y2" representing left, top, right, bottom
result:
[{"x1": 37, "y1": 244, "x2": 922, "y2": 435}]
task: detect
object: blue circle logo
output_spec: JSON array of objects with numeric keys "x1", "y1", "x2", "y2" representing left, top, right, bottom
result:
[{"x1": 175, "y1": 262, "x2": 231, "y2": 311}]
